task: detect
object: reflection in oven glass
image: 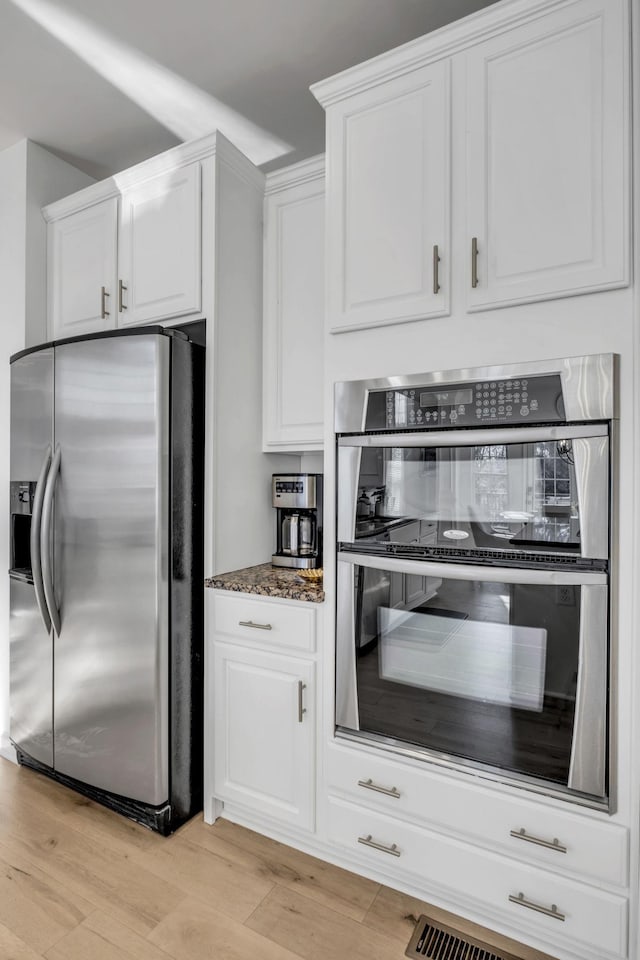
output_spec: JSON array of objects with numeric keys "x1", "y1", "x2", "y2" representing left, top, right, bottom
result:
[{"x1": 355, "y1": 578, "x2": 579, "y2": 787}]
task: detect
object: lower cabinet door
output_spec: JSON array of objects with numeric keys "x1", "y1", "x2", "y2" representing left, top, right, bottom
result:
[{"x1": 213, "y1": 643, "x2": 315, "y2": 830}]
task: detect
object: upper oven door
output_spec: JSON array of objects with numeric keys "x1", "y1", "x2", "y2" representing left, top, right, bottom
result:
[{"x1": 338, "y1": 424, "x2": 609, "y2": 561}]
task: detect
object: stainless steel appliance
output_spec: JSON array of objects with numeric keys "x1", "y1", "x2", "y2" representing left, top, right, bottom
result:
[
  {"x1": 272, "y1": 473, "x2": 323, "y2": 569},
  {"x1": 335, "y1": 355, "x2": 615, "y2": 808},
  {"x1": 9, "y1": 326, "x2": 205, "y2": 835}
]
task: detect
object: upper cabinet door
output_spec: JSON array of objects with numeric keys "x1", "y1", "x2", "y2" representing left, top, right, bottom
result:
[
  {"x1": 263, "y1": 161, "x2": 325, "y2": 451},
  {"x1": 118, "y1": 162, "x2": 202, "y2": 326},
  {"x1": 465, "y1": 0, "x2": 629, "y2": 311},
  {"x1": 326, "y1": 59, "x2": 450, "y2": 333},
  {"x1": 48, "y1": 198, "x2": 118, "y2": 339}
]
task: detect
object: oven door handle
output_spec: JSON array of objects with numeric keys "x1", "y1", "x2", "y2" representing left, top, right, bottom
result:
[
  {"x1": 568, "y1": 584, "x2": 608, "y2": 799},
  {"x1": 336, "y1": 558, "x2": 360, "y2": 730},
  {"x1": 337, "y1": 551, "x2": 607, "y2": 586},
  {"x1": 338, "y1": 423, "x2": 607, "y2": 448}
]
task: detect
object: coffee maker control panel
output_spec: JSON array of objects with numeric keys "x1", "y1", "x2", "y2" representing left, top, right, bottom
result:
[{"x1": 272, "y1": 474, "x2": 318, "y2": 510}]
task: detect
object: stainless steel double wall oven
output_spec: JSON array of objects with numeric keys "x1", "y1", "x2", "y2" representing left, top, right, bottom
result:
[{"x1": 335, "y1": 355, "x2": 615, "y2": 808}]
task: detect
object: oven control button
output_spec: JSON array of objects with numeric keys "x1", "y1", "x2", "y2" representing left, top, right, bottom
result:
[
  {"x1": 530, "y1": 399, "x2": 539, "y2": 410},
  {"x1": 520, "y1": 405, "x2": 530, "y2": 416},
  {"x1": 450, "y1": 411, "x2": 458, "y2": 421}
]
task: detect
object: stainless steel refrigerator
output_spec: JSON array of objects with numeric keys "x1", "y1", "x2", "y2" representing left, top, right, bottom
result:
[{"x1": 9, "y1": 325, "x2": 204, "y2": 835}]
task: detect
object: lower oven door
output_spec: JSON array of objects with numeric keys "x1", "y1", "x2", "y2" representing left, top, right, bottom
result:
[{"x1": 336, "y1": 553, "x2": 609, "y2": 805}]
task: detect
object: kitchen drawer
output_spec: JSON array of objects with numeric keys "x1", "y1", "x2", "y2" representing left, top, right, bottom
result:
[
  {"x1": 327, "y1": 744, "x2": 627, "y2": 887},
  {"x1": 326, "y1": 796, "x2": 628, "y2": 959},
  {"x1": 213, "y1": 592, "x2": 316, "y2": 652}
]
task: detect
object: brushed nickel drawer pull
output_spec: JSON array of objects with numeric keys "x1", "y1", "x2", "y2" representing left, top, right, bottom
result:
[
  {"x1": 297, "y1": 681, "x2": 306, "y2": 723},
  {"x1": 471, "y1": 236, "x2": 479, "y2": 288},
  {"x1": 238, "y1": 620, "x2": 272, "y2": 630},
  {"x1": 509, "y1": 892, "x2": 565, "y2": 922},
  {"x1": 118, "y1": 278, "x2": 127, "y2": 312},
  {"x1": 358, "y1": 834, "x2": 401, "y2": 857},
  {"x1": 357, "y1": 778, "x2": 401, "y2": 799},
  {"x1": 433, "y1": 244, "x2": 441, "y2": 294},
  {"x1": 510, "y1": 828, "x2": 567, "y2": 854},
  {"x1": 100, "y1": 285, "x2": 110, "y2": 318}
]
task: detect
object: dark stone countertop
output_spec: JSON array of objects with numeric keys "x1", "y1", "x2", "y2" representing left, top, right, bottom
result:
[{"x1": 205, "y1": 562, "x2": 324, "y2": 603}]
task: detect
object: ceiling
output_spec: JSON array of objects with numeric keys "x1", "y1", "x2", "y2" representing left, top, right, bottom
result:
[{"x1": 0, "y1": 0, "x2": 498, "y2": 181}]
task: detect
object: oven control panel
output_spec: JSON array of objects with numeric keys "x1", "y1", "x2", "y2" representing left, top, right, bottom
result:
[{"x1": 365, "y1": 374, "x2": 565, "y2": 430}]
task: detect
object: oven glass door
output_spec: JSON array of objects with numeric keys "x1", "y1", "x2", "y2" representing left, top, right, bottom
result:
[
  {"x1": 338, "y1": 425, "x2": 609, "y2": 559},
  {"x1": 336, "y1": 554, "x2": 608, "y2": 801}
]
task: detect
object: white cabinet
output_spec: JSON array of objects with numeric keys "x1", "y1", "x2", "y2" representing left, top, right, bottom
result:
[
  {"x1": 118, "y1": 163, "x2": 201, "y2": 325},
  {"x1": 208, "y1": 590, "x2": 319, "y2": 832},
  {"x1": 325, "y1": 743, "x2": 629, "y2": 960},
  {"x1": 48, "y1": 197, "x2": 118, "y2": 338},
  {"x1": 45, "y1": 158, "x2": 203, "y2": 340},
  {"x1": 326, "y1": 743, "x2": 628, "y2": 888},
  {"x1": 322, "y1": 61, "x2": 450, "y2": 333},
  {"x1": 312, "y1": 0, "x2": 629, "y2": 332},
  {"x1": 213, "y1": 642, "x2": 315, "y2": 831},
  {"x1": 262, "y1": 156, "x2": 325, "y2": 451},
  {"x1": 326, "y1": 795, "x2": 627, "y2": 960},
  {"x1": 465, "y1": 0, "x2": 628, "y2": 310}
]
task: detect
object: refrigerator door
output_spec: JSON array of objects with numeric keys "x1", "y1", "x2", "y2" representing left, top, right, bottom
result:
[
  {"x1": 53, "y1": 334, "x2": 170, "y2": 805},
  {"x1": 10, "y1": 348, "x2": 54, "y2": 766}
]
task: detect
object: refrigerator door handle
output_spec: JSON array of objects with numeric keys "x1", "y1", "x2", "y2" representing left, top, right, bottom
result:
[
  {"x1": 40, "y1": 444, "x2": 62, "y2": 637},
  {"x1": 31, "y1": 445, "x2": 52, "y2": 635}
]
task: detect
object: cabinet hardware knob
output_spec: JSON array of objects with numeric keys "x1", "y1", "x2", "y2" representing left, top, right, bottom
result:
[
  {"x1": 100, "y1": 286, "x2": 110, "y2": 319},
  {"x1": 509, "y1": 892, "x2": 565, "y2": 922},
  {"x1": 357, "y1": 834, "x2": 401, "y2": 857},
  {"x1": 297, "y1": 681, "x2": 307, "y2": 722},
  {"x1": 471, "y1": 237, "x2": 479, "y2": 288},
  {"x1": 238, "y1": 620, "x2": 272, "y2": 630},
  {"x1": 510, "y1": 828, "x2": 567, "y2": 854},
  {"x1": 433, "y1": 244, "x2": 441, "y2": 294},
  {"x1": 118, "y1": 279, "x2": 128, "y2": 312},
  {"x1": 357, "y1": 778, "x2": 401, "y2": 799}
]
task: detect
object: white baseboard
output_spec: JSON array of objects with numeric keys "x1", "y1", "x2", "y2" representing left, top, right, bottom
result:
[{"x1": 0, "y1": 741, "x2": 17, "y2": 764}]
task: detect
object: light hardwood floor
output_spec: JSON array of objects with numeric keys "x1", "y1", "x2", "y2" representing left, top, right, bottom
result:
[{"x1": 0, "y1": 758, "x2": 556, "y2": 960}]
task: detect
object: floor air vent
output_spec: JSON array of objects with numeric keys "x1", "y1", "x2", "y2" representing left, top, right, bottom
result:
[{"x1": 406, "y1": 915, "x2": 522, "y2": 960}]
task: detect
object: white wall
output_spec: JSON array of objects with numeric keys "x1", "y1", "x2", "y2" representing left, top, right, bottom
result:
[{"x1": 0, "y1": 141, "x2": 92, "y2": 760}]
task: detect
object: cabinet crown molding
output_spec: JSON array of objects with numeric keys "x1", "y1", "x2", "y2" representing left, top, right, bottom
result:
[
  {"x1": 265, "y1": 155, "x2": 325, "y2": 196},
  {"x1": 42, "y1": 130, "x2": 263, "y2": 222},
  {"x1": 310, "y1": 0, "x2": 588, "y2": 106}
]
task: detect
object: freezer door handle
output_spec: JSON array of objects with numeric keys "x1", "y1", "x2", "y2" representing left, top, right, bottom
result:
[
  {"x1": 40, "y1": 444, "x2": 61, "y2": 636},
  {"x1": 31, "y1": 445, "x2": 52, "y2": 635}
]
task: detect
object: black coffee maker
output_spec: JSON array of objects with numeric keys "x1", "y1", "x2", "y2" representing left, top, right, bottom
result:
[{"x1": 272, "y1": 473, "x2": 323, "y2": 569}]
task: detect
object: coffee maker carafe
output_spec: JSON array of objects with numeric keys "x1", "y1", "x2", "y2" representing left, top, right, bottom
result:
[{"x1": 272, "y1": 474, "x2": 323, "y2": 569}]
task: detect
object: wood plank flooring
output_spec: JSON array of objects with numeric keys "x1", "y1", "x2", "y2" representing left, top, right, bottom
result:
[{"x1": 0, "y1": 758, "x2": 556, "y2": 960}]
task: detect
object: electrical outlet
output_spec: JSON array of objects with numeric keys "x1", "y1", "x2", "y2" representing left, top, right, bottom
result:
[{"x1": 556, "y1": 585, "x2": 575, "y2": 606}]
